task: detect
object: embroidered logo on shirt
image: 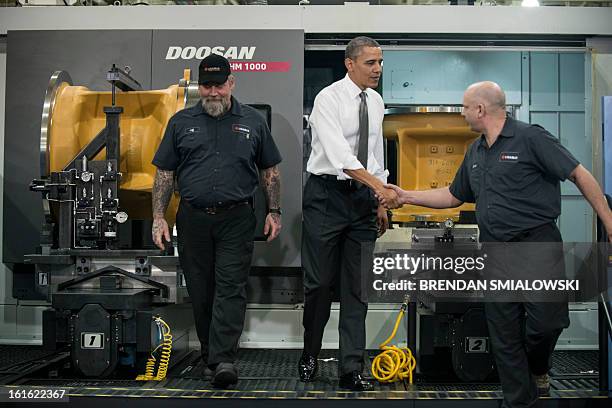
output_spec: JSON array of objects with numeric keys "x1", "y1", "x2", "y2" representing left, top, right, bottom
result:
[
  {"x1": 499, "y1": 152, "x2": 519, "y2": 162},
  {"x1": 472, "y1": 163, "x2": 478, "y2": 169},
  {"x1": 232, "y1": 124, "x2": 251, "y2": 139},
  {"x1": 186, "y1": 127, "x2": 200, "y2": 134}
]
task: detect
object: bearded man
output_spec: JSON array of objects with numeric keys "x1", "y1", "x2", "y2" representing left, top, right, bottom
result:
[{"x1": 152, "y1": 54, "x2": 282, "y2": 388}]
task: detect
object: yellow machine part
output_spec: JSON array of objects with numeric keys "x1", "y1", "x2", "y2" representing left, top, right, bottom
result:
[
  {"x1": 383, "y1": 112, "x2": 469, "y2": 141},
  {"x1": 384, "y1": 113, "x2": 479, "y2": 223},
  {"x1": 47, "y1": 83, "x2": 186, "y2": 225}
]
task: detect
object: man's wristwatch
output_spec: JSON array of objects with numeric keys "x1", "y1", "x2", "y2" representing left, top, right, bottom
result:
[{"x1": 268, "y1": 208, "x2": 282, "y2": 215}]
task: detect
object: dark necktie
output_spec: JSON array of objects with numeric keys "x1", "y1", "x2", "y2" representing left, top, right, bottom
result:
[{"x1": 357, "y1": 91, "x2": 369, "y2": 169}]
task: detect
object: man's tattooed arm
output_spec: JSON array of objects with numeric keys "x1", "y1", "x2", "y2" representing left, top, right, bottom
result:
[
  {"x1": 260, "y1": 165, "x2": 281, "y2": 241},
  {"x1": 260, "y1": 165, "x2": 281, "y2": 211},
  {"x1": 152, "y1": 169, "x2": 174, "y2": 249},
  {"x1": 152, "y1": 169, "x2": 175, "y2": 218}
]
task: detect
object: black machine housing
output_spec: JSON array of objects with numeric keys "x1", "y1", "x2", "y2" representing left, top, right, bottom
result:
[{"x1": 412, "y1": 224, "x2": 496, "y2": 382}]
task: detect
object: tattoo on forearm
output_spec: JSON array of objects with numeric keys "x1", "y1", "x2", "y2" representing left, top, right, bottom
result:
[
  {"x1": 152, "y1": 169, "x2": 175, "y2": 217},
  {"x1": 261, "y1": 165, "x2": 281, "y2": 210},
  {"x1": 270, "y1": 213, "x2": 281, "y2": 225}
]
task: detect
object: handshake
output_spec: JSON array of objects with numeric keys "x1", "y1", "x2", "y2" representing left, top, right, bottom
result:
[{"x1": 375, "y1": 184, "x2": 406, "y2": 209}]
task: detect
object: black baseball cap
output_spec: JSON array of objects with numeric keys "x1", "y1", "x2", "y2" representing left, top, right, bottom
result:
[{"x1": 198, "y1": 54, "x2": 231, "y2": 85}]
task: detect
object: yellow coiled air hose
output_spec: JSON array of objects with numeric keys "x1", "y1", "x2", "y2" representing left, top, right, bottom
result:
[
  {"x1": 371, "y1": 301, "x2": 416, "y2": 384},
  {"x1": 136, "y1": 317, "x2": 173, "y2": 381}
]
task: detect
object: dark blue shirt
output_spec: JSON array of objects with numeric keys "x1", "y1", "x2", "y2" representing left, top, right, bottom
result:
[
  {"x1": 449, "y1": 116, "x2": 580, "y2": 242},
  {"x1": 152, "y1": 96, "x2": 282, "y2": 208}
]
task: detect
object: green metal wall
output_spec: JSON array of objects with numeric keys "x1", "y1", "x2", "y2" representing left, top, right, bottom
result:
[{"x1": 523, "y1": 52, "x2": 592, "y2": 242}]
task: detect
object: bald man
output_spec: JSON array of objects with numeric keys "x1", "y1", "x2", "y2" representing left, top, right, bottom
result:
[{"x1": 381, "y1": 81, "x2": 612, "y2": 408}]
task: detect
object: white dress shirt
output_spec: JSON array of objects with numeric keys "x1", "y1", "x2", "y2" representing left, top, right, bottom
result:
[{"x1": 307, "y1": 74, "x2": 388, "y2": 183}]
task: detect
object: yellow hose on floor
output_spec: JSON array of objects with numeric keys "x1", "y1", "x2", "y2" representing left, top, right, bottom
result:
[
  {"x1": 136, "y1": 317, "x2": 173, "y2": 381},
  {"x1": 370, "y1": 302, "x2": 416, "y2": 384}
]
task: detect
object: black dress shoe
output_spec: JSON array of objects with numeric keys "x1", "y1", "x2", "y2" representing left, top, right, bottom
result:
[
  {"x1": 212, "y1": 362, "x2": 238, "y2": 388},
  {"x1": 298, "y1": 352, "x2": 318, "y2": 382},
  {"x1": 339, "y1": 371, "x2": 373, "y2": 391}
]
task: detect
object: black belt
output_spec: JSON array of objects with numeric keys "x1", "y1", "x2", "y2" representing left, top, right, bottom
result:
[
  {"x1": 188, "y1": 200, "x2": 250, "y2": 215},
  {"x1": 312, "y1": 174, "x2": 361, "y2": 190}
]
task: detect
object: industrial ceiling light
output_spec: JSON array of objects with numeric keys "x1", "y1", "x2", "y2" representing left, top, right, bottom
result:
[{"x1": 521, "y1": 0, "x2": 540, "y2": 6}]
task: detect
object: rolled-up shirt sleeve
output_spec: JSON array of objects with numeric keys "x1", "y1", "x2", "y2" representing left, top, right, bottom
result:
[{"x1": 309, "y1": 92, "x2": 363, "y2": 177}]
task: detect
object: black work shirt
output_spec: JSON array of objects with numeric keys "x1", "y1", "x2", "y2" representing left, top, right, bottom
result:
[
  {"x1": 449, "y1": 116, "x2": 580, "y2": 242},
  {"x1": 152, "y1": 96, "x2": 282, "y2": 208}
]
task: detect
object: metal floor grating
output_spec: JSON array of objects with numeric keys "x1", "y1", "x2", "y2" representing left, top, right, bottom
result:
[
  {"x1": 17, "y1": 379, "x2": 149, "y2": 388},
  {"x1": 0, "y1": 345, "x2": 55, "y2": 369},
  {"x1": 184, "y1": 349, "x2": 362, "y2": 380},
  {"x1": 413, "y1": 382, "x2": 502, "y2": 391},
  {"x1": 2, "y1": 382, "x2": 606, "y2": 401},
  {"x1": 1, "y1": 346, "x2": 606, "y2": 401},
  {"x1": 553, "y1": 377, "x2": 599, "y2": 390},
  {"x1": 550, "y1": 350, "x2": 599, "y2": 376}
]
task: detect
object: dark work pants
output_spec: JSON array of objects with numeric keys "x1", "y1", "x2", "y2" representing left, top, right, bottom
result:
[
  {"x1": 301, "y1": 175, "x2": 378, "y2": 375},
  {"x1": 176, "y1": 200, "x2": 256, "y2": 367},
  {"x1": 484, "y1": 223, "x2": 570, "y2": 408}
]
